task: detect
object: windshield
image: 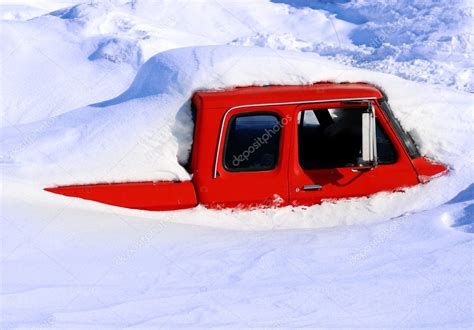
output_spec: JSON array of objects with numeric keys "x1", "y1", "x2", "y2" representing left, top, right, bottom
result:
[{"x1": 379, "y1": 99, "x2": 420, "y2": 158}]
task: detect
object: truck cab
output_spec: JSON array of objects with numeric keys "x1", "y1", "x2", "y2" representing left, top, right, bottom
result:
[{"x1": 46, "y1": 83, "x2": 447, "y2": 210}]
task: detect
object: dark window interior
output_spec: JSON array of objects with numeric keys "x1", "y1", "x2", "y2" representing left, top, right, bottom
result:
[
  {"x1": 224, "y1": 113, "x2": 282, "y2": 172},
  {"x1": 376, "y1": 122, "x2": 397, "y2": 164},
  {"x1": 298, "y1": 107, "x2": 397, "y2": 169}
]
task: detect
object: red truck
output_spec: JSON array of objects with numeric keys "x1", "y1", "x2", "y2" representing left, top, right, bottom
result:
[{"x1": 46, "y1": 83, "x2": 447, "y2": 210}]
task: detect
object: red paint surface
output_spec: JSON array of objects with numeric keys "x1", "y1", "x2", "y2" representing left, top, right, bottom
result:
[
  {"x1": 45, "y1": 181, "x2": 197, "y2": 211},
  {"x1": 411, "y1": 157, "x2": 448, "y2": 183}
]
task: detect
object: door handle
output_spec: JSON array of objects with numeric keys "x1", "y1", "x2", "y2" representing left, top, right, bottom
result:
[
  {"x1": 302, "y1": 184, "x2": 323, "y2": 191},
  {"x1": 351, "y1": 165, "x2": 375, "y2": 172}
]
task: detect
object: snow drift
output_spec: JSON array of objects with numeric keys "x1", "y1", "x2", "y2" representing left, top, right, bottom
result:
[
  {"x1": 0, "y1": 0, "x2": 356, "y2": 126},
  {"x1": 1, "y1": 45, "x2": 473, "y2": 226},
  {"x1": 2, "y1": 0, "x2": 470, "y2": 128},
  {"x1": 1, "y1": 45, "x2": 473, "y2": 186}
]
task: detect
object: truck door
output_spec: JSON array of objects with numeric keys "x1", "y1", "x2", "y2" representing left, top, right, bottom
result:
[
  {"x1": 289, "y1": 100, "x2": 419, "y2": 206},
  {"x1": 211, "y1": 107, "x2": 290, "y2": 208}
]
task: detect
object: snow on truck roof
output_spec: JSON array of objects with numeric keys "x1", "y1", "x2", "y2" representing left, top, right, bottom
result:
[
  {"x1": 193, "y1": 83, "x2": 384, "y2": 109},
  {"x1": 1, "y1": 45, "x2": 472, "y2": 189}
]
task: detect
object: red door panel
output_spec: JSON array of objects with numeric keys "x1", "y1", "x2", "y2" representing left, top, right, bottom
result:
[
  {"x1": 289, "y1": 101, "x2": 419, "y2": 206},
  {"x1": 207, "y1": 106, "x2": 291, "y2": 209}
]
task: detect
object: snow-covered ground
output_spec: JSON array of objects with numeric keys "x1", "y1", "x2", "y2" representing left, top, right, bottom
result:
[
  {"x1": 1, "y1": 0, "x2": 473, "y2": 328},
  {"x1": 2, "y1": 179, "x2": 472, "y2": 328}
]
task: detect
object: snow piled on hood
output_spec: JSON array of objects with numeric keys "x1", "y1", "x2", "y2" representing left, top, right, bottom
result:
[{"x1": 1, "y1": 45, "x2": 473, "y2": 221}]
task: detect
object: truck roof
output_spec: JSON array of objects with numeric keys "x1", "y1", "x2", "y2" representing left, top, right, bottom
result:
[{"x1": 193, "y1": 82, "x2": 384, "y2": 109}]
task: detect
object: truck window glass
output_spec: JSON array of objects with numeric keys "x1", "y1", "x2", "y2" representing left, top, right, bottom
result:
[
  {"x1": 298, "y1": 107, "x2": 396, "y2": 169},
  {"x1": 224, "y1": 113, "x2": 282, "y2": 172},
  {"x1": 379, "y1": 100, "x2": 420, "y2": 158}
]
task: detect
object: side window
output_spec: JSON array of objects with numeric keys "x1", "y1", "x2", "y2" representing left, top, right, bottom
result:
[
  {"x1": 298, "y1": 107, "x2": 396, "y2": 169},
  {"x1": 224, "y1": 113, "x2": 282, "y2": 172}
]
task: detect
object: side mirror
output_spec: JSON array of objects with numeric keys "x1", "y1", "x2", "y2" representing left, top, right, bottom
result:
[{"x1": 358, "y1": 102, "x2": 378, "y2": 169}]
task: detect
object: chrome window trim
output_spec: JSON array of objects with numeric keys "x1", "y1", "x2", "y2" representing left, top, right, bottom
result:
[{"x1": 213, "y1": 97, "x2": 377, "y2": 179}]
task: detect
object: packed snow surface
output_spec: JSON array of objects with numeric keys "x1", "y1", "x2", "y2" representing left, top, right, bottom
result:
[
  {"x1": 1, "y1": 0, "x2": 473, "y2": 328},
  {"x1": 2, "y1": 179, "x2": 473, "y2": 328}
]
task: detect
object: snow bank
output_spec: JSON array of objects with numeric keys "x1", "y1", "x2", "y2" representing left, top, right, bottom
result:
[
  {"x1": 0, "y1": 0, "x2": 355, "y2": 126},
  {"x1": 0, "y1": 0, "x2": 80, "y2": 20},
  {"x1": 1, "y1": 46, "x2": 473, "y2": 206},
  {"x1": 269, "y1": 0, "x2": 473, "y2": 91},
  {"x1": 1, "y1": 0, "x2": 470, "y2": 125},
  {"x1": 2, "y1": 177, "x2": 472, "y2": 328}
]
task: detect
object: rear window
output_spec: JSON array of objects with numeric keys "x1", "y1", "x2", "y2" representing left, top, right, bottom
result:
[{"x1": 223, "y1": 113, "x2": 282, "y2": 172}]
